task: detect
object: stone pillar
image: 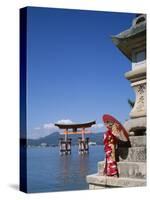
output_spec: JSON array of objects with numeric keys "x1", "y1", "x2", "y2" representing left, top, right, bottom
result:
[
  {"x1": 124, "y1": 66, "x2": 146, "y2": 135},
  {"x1": 130, "y1": 81, "x2": 146, "y2": 118}
]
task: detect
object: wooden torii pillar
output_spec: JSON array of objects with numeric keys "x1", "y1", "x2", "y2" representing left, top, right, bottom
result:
[
  {"x1": 59, "y1": 128, "x2": 71, "y2": 155},
  {"x1": 78, "y1": 128, "x2": 89, "y2": 155}
]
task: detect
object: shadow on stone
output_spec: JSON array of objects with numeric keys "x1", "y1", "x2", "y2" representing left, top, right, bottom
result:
[{"x1": 116, "y1": 139, "x2": 131, "y2": 161}]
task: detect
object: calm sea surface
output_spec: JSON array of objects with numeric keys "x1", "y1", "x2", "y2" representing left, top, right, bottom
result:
[{"x1": 27, "y1": 145, "x2": 104, "y2": 193}]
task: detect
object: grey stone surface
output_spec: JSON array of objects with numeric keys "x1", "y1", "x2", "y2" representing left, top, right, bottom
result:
[
  {"x1": 129, "y1": 136, "x2": 146, "y2": 147},
  {"x1": 118, "y1": 147, "x2": 146, "y2": 162},
  {"x1": 89, "y1": 184, "x2": 105, "y2": 190},
  {"x1": 111, "y1": 14, "x2": 146, "y2": 61},
  {"x1": 86, "y1": 174, "x2": 146, "y2": 188},
  {"x1": 98, "y1": 161, "x2": 146, "y2": 179},
  {"x1": 125, "y1": 67, "x2": 146, "y2": 81},
  {"x1": 124, "y1": 117, "x2": 146, "y2": 134}
]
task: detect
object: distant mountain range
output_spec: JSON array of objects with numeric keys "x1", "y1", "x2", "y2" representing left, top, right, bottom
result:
[{"x1": 27, "y1": 132, "x2": 104, "y2": 146}]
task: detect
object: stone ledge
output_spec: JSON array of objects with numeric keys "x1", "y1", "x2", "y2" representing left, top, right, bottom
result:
[
  {"x1": 125, "y1": 67, "x2": 146, "y2": 82},
  {"x1": 124, "y1": 117, "x2": 146, "y2": 133},
  {"x1": 86, "y1": 174, "x2": 146, "y2": 188},
  {"x1": 89, "y1": 184, "x2": 105, "y2": 190},
  {"x1": 98, "y1": 161, "x2": 146, "y2": 179}
]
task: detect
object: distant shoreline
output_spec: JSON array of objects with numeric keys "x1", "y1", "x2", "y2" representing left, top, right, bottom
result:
[{"x1": 27, "y1": 144, "x2": 104, "y2": 148}]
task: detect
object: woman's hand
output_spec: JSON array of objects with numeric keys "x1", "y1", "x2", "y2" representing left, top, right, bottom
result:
[{"x1": 112, "y1": 123, "x2": 120, "y2": 137}]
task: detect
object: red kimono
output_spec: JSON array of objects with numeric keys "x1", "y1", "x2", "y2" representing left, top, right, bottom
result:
[{"x1": 103, "y1": 130, "x2": 118, "y2": 176}]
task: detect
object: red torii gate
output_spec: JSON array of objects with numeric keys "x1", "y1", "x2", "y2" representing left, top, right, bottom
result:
[{"x1": 55, "y1": 120, "x2": 96, "y2": 155}]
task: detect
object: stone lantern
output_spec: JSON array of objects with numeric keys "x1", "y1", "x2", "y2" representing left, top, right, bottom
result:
[
  {"x1": 112, "y1": 14, "x2": 146, "y2": 135},
  {"x1": 86, "y1": 14, "x2": 146, "y2": 189}
]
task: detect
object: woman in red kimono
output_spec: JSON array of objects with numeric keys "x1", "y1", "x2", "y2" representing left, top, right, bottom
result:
[{"x1": 102, "y1": 114, "x2": 129, "y2": 177}]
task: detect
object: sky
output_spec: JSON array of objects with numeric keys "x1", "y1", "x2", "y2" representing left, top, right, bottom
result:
[{"x1": 26, "y1": 7, "x2": 136, "y2": 138}]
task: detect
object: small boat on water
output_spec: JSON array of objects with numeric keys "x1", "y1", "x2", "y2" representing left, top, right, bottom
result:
[{"x1": 89, "y1": 142, "x2": 96, "y2": 146}]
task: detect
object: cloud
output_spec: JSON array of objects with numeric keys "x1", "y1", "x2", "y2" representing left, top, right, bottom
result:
[
  {"x1": 30, "y1": 119, "x2": 74, "y2": 139},
  {"x1": 91, "y1": 123, "x2": 104, "y2": 133},
  {"x1": 43, "y1": 123, "x2": 57, "y2": 129},
  {"x1": 92, "y1": 123, "x2": 104, "y2": 129},
  {"x1": 56, "y1": 119, "x2": 74, "y2": 124},
  {"x1": 42, "y1": 122, "x2": 59, "y2": 134}
]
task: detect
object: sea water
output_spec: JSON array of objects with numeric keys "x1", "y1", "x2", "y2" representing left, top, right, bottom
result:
[{"x1": 27, "y1": 145, "x2": 104, "y2": 193}]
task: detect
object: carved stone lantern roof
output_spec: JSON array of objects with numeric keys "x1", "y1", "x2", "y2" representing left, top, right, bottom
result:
[{"x1": 111, "y1": 14, "x2": 146, "y2": 61}]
